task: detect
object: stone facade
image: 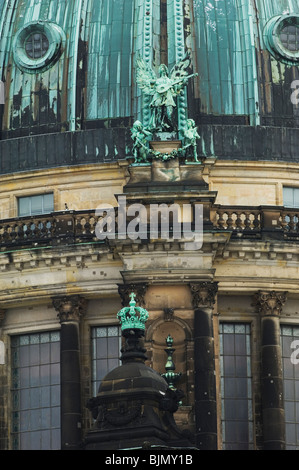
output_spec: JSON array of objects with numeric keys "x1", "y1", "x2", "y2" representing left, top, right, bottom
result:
[{"x1": 0, "y1": 0, "x2": 299, "y2": 451}]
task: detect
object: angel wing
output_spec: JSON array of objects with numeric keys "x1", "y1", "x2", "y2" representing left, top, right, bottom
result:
[
  {"x1": 136, "y1": 57, "x2": 157, "y2": 96},
  {"x1": 169, "y1": 53, "x2": 192, "y2": 83}
]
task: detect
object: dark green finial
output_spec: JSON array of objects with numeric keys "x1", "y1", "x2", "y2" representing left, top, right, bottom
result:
[{"x1": 161, "y1": 335, "x2": 182, "y2": 391}]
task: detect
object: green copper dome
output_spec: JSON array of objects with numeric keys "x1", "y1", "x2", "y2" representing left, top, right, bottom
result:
[{"x1": 0, "y1": 0, "x2": 299, "y2": 166}]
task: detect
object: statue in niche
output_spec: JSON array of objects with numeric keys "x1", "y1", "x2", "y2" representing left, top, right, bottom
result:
[
  {"x1": 136, "y1": 54, "x2": 197, "y2": 133},
  {"x1": 182, "y1": 118, "x2": 200, "y2": 162}
]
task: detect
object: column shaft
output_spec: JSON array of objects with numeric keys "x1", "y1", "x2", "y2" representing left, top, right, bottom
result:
[
  {"x1": 190, "y1": 282, "x2": 218, "y2": 450},
  {"x1": 254, "y1": 291, "x2": 287, "y2": 450},
  {"x1": 53, "y1": 295, "x2": 86, "y2": 450},
  {"x1": 194, "y1": 307, "x2": 217, "y2": 450},
  {"x1": 261, "y1": 316, "x2": 285, "y2": 450},
  {"x1": 60, "y1": 321, "x2": 81, "y2": 450}
]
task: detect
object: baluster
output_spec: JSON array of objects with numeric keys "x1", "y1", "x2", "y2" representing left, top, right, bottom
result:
[
  {"x1": 89, "y1": 217, "x2": 95, "y2": 235},
  {"x1": 289, "y1": 213, "x2": 296, "y2": 232},
  {"x1": 84, "y1": 217, "x2": 91, "y2": 235},
  {"x1": 280, "y1": 212, "x2": 289, "y2": 232},
  {"x1": 226, "y1": 211, "x2": 234, "y2": 230},
  {"x1": 216, "y1": 211, "x2": 226, "y2": 230},
  {"x1": 235, "y1": 212, "x2": 244, "y2": 231},
  {"x1": 244, "y1": 212, "x2": 251, "y2": 231}
]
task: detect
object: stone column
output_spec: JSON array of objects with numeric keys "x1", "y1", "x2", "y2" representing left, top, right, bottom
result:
[
  {"x1": 53, "y1": 295, "x2": 87, "y2": 450},
  {"x1": 253, "y1": 291, "x2": 287, "y2": 450},
  {"x1": 190, "y1": 282, "x2": 218, "y2": 450},
  {"x1": 0, "y1": 309, "x2": 5, "y2": 366},
  {"x1": 0, "y1": 309, "x2": 6, "y2": 450}
]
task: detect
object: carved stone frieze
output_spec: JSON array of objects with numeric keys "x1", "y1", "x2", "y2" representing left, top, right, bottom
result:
[
  {"x1": 118, "y1": 283, "x2": 148, "y2": 307},
  {"x1": 253, "y1": 291, "x2": 288, "y2": 317},
  {"x1": 99, "y1": 401, "x2": 143, "y2": 428},
  {"x1": 52, "y1": 295, "x2": 87, "y2": 323},
  {"x1": 189, "y1": 282, "x2": 218, "y2": 309}
]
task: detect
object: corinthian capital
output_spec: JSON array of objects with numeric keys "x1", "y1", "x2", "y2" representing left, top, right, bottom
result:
[
  {"x1": 118, "y1": 283, "x2": 148, "y2": 308},
  {"x1": 189, "y1": 282, "x2": 218, "y2": 309},
  {"x1": 52, "y1": 295, "x2": 87, "y2": 323},
  {"x1": 253, "y1": 291, "x2": 288, "y2": 317}
]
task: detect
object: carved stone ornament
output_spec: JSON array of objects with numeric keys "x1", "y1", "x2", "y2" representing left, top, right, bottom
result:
[
  {"x1": 189, "y1": 282, "x2": 218, "y2": 309},
  {"x1": 52, "y1": 295, "x2": 87, "y2": 323},
  {"x1": 118, "y1": 283, "x2": 148, "y2": 307},
  {"x1": 164, "y1": 308, "x2": 174, "y2": 321},
  {"x1": 253, "y1": 291, "x2": 288, "y2": 317},
  {"x1": 98, "y1": 402, "x2": 142, "y2": 428},
  {"x1": 0, "y1": 309, "x2": 6, "y2": 326}
]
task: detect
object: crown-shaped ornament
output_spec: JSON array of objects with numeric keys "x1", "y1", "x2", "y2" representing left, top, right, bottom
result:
[{"x1": 117, "y1": 292, "x2": 149, "y2": 331}]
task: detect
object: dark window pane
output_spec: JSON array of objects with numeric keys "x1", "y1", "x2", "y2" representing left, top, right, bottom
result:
[
  {"x1": 91, "y1": 326, "x2": 121, "y2": 396},
  {"x1": 223, "y1": 356, "x2": 235, "y2": 376},
  {"x1": 236, "y1": 378, "x2": 248, "y2": 398},
  {"x1": 224, "y1": 377, "x2": 235, "y2": 398},
  {"x1": 220, "y1": 323, "x2": 253, "y2": 450},
  {"x1": 20, "y1": 368, "x2": 29, "y2": 388},
  {"x1": 236, "y1": 356, "x2": 247, "y2": 376},
  {"x1": 223, "y1": 334, "x2": 234, "y2": 355},
  {"x1": 40, "y1": 343, "x2": 50, "y2": 365},
  {"x1": 43, "y1": 193, "x2": 54, "y2": 213},
  {"x1": 11, "y1": 331, "x2": 60, "y2": 450},
  {"x1": 18, "y1": 198, "x2": 30, "y2": 217},
  {"x1": 281, "y1": 325, "x2": 299, "y2": 448},
  {"x1": 96, "y1": 358, "x2": 109, "y2": 382},
  {"x1": 107, "y1": 336, "x2": 119, "y2": 357},
  {"x1": 18, "y1": 194, "x2": 54, "y2": 217},
  {"x1": 41, "y1": 386, "x2": 50, "y2": 408},
  {"x1": 25, "y1": 32, "x2": 49, "y2": 59},
  {"x1": 31, "y1": 196, "x2": 43, "y2": 216},
  {"x1": 235, "y1": 334, "x2": 246, "y2": 355},
  {"x1": 97, "y1": 337, "x2": 108, "y2": 358},
  {"x1": 20, "y1": 346, "x2": 30, "y2": 367},
  {"x1": 41, "y1": 430, "x2": 50, "y2": 450}
]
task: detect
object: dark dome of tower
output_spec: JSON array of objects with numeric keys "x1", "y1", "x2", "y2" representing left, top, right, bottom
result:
[{"x1": 98, "y1": 361, "x2": 168, "y2": 396}]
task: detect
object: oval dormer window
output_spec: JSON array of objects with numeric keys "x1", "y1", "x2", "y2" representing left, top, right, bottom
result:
[
  {"x1": 13, "y1": 21, "x2": 65, "y2": 73},
  {"x1": 264, "y1": 14, "x2": 299, "y2": 65},
  {"x1": 25, "y1": 32, "x2": 50, "y2": 59}
]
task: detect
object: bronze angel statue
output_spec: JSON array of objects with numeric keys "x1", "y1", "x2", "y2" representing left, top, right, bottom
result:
[{"x1": 136, "y1": 54, "x2": 197, "y2": 133}]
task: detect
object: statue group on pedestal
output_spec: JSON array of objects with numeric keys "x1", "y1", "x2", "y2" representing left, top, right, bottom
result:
[{"x1": 131, "y1": 53, "x2": 200, "y2": 164}]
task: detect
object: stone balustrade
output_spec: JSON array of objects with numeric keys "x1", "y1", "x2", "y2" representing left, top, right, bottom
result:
[{"x1": 0, "y1": 205, "x2": 298, "y2": 250}]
